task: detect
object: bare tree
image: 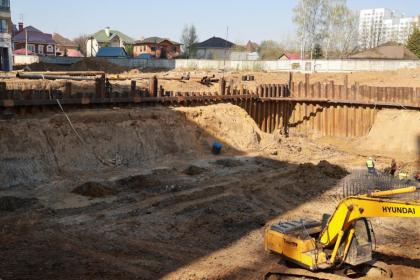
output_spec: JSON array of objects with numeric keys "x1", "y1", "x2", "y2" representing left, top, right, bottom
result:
[
  {"x1": 73, "y1": 34, "x2": 89, "y2": 56},
  {"x1": 326, "y1": 4, "x2": 360, "y2": 57},
  {"x1": 293, "y1": 0, "x2": 329, "y2": 59},
  {"x1": 323, "y1": 0, "x2": 346, "y2": 58},
  {"x1": 258, "y1": 40, "x2": 284, "y2": 60},
  {"x1": 180, "y1": 24, "x2": 199, "y2": 58}
]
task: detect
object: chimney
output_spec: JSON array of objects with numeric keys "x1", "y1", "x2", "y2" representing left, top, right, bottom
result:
[
  {"x1": 105, "y1": 27, "x2": 110, "y2": 37},
  {"x1": 18, "y1": 22, "x2": 23, "y2": 32}
]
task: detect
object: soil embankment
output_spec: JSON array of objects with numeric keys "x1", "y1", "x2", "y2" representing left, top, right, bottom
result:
[{"x1": 0, "y1": 104, "x2": 418, "y2": 279}]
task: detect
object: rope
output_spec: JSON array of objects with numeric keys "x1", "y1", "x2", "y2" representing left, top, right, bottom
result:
[{"x1": 55, "y1": 99, "x2": 115, "y2": 167}]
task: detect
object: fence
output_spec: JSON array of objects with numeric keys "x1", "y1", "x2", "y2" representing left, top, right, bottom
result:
[
  {"x1": 13, "y1": 55, "x2": 420, "y2": 72},
  {"x1": 1, "y1": 74, "x2": 419, "y2": 138},
  {"x1": 243, "y1": 75, "x2": 420, "y2": 137}
]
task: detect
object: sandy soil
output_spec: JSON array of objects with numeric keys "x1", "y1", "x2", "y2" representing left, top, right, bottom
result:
[{"x1": 0, "y1": 104, "x2": 419, "y2": 280}]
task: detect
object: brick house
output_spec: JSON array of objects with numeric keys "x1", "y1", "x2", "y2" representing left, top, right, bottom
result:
[
  {"x1": 13, "y1": 23, "x2": 56, "y2": 56},
  {"x1": 53, "y1": 33, "x2": 83, "y2": 57},
  {"x1": 133, "y1": 37, "x2": 182, "y2": 59}
]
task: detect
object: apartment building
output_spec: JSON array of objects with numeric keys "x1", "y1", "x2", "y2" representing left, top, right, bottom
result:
[
  {"x1": 359, "y1": 8, "x2": 419, "y2": 49},
  {"x1": 0, "y1": 0, "x2": 12, "y2": 71}
]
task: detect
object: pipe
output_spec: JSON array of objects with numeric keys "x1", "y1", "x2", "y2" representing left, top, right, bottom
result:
[
  {"x1": 16, "y1": 73, "x2": 96, "y2": 81},
  {"x1": 18, "y1": 71, "x2": 105, "y2": 76}
]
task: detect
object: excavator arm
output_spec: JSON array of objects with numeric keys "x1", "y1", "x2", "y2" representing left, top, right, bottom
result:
[{"x1": 318, "y1": 186, "x2": 420, "y2": 266}]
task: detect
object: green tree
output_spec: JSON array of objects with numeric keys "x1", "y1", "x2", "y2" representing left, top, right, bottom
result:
[
  {"x1": 181, "y1": 24, "x2": 199, "y2": 58},
  {"x1": 313, "y1": 43, "x2": 323, "y2": 59},
  {"x1": 258, "y1": 40, "x2": 283, "y2": 60},
  {"x1": 125, "y1": 44, "x2": 134, "y2": 57},
  {"x1": 406, "y1": 27, "x2": 420, "y2": 58}
]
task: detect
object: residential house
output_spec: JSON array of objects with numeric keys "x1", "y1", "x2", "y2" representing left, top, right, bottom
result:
[
  {"x1": 13, "y1": 23, "x2": 56, "y2": 56},
  {"x1": 0, "y1": 0, "x2": 13, "y2": 71},
  {"x1": 133, "y1": 37, "x2": 181, "y2": 59},
  {"x1": 246, "y1": 40, "x2": 259, "y2": 53},
  {"x1": 195, "y1": 37, "x2": 235, "y2": 60},
  {"x1": 96, "y1": 47, "x2": 127, "y2": 58},
  {"x1": 279, "y1": 52, "x2": 301, "y2": 60},
  {"x1": 53, "y1": 33, "x2": 83, "y2": 57},
  {"x1": 348, "y1": 42, "x2": 418, "y2": 60},
  {"x1": 86, "y1": 27, "x2": 134, "y2": 57}
]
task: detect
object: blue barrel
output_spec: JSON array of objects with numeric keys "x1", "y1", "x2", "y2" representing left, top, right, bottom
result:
[{"x1": 212, "y1": 142, "x2": 222, "y2": 155}]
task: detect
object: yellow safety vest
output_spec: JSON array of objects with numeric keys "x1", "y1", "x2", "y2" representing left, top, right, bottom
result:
[{"x1": 366, "y1": 160, "x2": 374, "y2": 168}]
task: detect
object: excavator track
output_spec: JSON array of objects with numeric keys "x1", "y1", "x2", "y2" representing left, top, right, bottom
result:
[
  {"x1": 264, "y1": 261, "x2": 393, "y2": 279},
  {"x1": 264, "y1": 269, "x2": 346, "y2": 280},
  {"x1": 338, "y1": 261, "x2": 393, "y2": 278}
]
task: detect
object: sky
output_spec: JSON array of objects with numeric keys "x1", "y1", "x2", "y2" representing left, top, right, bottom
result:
[{"x1": 10, "y1": 0, "x2": 420, "y2": 44}]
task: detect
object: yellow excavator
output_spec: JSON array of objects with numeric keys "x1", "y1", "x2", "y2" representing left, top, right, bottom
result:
[{"x1": 264, "y1": 186, "x2": 420, "y2": 279}]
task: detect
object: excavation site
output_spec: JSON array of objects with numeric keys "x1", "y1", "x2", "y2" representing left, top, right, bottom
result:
[{"x1": 0, "y1": 68, "x2": 419, "y2": 280}]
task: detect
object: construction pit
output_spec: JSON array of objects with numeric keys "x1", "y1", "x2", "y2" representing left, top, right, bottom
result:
[{"x1": 0, "y1": 66, "x2": 419, "y2": 280}]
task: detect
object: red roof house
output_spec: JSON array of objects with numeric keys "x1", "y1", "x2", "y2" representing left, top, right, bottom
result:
[{"x1": 279, "y1": 52, "x2": 301, "y2": 60}]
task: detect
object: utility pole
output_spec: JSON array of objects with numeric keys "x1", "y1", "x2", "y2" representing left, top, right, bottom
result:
[
  {"x1": 223, "y1": 26, "x2": 229, "y2": 78},
  {"x1": 25, "y1": 29, "x2": 28, "y2": 56}
]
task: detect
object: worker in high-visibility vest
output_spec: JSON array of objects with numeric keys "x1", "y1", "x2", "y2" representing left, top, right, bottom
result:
[{"x1": 366, "y1": 157, "x2": 376, "y2": 174}]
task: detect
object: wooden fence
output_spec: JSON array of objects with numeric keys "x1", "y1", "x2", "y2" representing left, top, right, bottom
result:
[
  {"x1": 0, "y1": 74, "x2": 419, "y2": 138},
  {"x1": 244, "y1": 76, "x2": 420, "y2": 137}
]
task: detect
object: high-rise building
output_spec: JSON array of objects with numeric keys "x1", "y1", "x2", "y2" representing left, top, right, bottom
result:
[
  {"x1": 0, "y1": 0, "x2": 12, "y2": 71},
  {"x1": 358, "y1": 8, "x2": 419, "y2": 50}
]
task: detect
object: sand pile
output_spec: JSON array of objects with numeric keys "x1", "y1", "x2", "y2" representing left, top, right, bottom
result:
[
  {"x1": 363, "y1": 109, "x2": 420, "y2": 156},
  {"x1": 177, "y1": 103, "x2": 277, "y2": 151},
  {"x1": 0, "y1": 104, "x2": 276, "y2": 188}
]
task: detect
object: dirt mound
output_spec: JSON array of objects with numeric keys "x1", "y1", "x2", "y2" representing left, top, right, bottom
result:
[
  {"x1": 115, "y1": 174, "x2": 161, "y2": 191},
  {"x1": 363, "y1": 109, "x2": 420, "y2": 157},
  {"x1": 16, "y1": 62, "x2": 70, "y2": 72},
  {"x1": 1, "y1": 104, "x2": 278, "y2": 188},
  {"x1": 295, "y1": 160, "x2": 348, "y2": 180},
  {"x1": 177, "y1": 103, "x2": 276, "y2": 151},
  {"x1": 72, "y1": 182, "x2": 116, "y2": 198},
  {"x1": 183, "y1": 165, "x2": 207, "y2": 176},
  {"x1": 0, "y1": 196, "x2": 37, "y2": 212},
  {"x1": 69, "y1": 58, "x2": 129, "y2": 74}
]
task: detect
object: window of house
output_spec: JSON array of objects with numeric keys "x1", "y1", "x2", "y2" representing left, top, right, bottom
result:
[
  {"x1": 47, "y1": 45, "x2": 54, "y2": 53},
  {"x1": 0, "y1": 19, "x2": 7, "y2": 33},
  {"x1": 27, "y1": 44, "x2": 35, "y2": 53},
  {"x1": 151, "y1": 46, "x2": 156, "y2": 51},
  {"x1": 38, "y1": 45, "x2": 44, "y2": 54},
  {"x1": 0, "y1": 0, "x2": 10, "y2": 9}
]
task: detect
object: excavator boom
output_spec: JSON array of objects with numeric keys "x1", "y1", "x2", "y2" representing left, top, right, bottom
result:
[{"x1": 319, "y1": 189, "x2": 420, "y2": 247}]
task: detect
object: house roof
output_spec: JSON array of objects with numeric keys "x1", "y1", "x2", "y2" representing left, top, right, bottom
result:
[
  {"x1": 13, "y1": 26, "x2": 56, "y2": 44},
  {"x1": 134, "y1": 36, "x2": 181, "y2": 45},
  {"x1": 66, "y1": 49, "x2": 84, "y2": 57},
  {"x1": 53, "y1": 33, "x2": 77, "y2": 47},
  {"x1": 349, "y1": 42, "x2": 418, "y2": 60},
  {"x1": 96, "y1": 47, "x2": 127, "y2": 57},
  {"x1": 91, "y1": 29, "x2": 134, "y2": 44},
  {"x1": 280, "y1": 52, "x2": 301, "y2": 60},
  {"x1": 195, "y1": 37, "x2": 235, "y2": 49},
  {"x1": 13, "y1": 48, "x2": 34, "y2": 55}
]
